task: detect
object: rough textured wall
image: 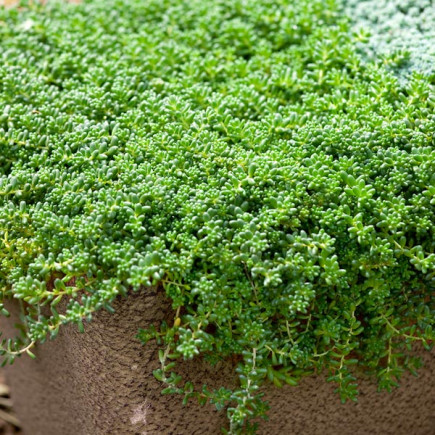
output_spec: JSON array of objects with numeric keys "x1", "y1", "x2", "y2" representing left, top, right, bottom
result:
[{"x1": 2, "y1": 288, "x2": 434, "y2": 435}]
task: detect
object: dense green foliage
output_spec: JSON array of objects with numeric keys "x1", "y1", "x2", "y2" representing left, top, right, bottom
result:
[
  {"x1": 0, "y1": 0, "x2": 434, "y2": 432},
  {"x1": 345, "y1": 0, "x2": 435, "y2": 79}
]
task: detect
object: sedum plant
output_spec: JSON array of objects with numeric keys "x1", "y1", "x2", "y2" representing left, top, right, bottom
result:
[
  {"x1": 344, "y1": 0, "x2": 435, "y2": 79},
  {"x1": 0, "y1": 0, "x2": 434, "y2": 433}
]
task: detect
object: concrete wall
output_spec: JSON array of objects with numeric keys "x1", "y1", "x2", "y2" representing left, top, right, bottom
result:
[{"x1": 2, "y1": 289, "x2": 435, "y2": 435}]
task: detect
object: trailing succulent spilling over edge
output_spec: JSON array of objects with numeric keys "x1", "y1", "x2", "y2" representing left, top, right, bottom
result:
[{"x1": 0, "y1": 0, "x2": 434, "y2": 433}]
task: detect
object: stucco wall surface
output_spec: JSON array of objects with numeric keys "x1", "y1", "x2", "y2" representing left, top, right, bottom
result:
[{"x1": 2, "y1": 289, "x2": 434, "y2": 435}]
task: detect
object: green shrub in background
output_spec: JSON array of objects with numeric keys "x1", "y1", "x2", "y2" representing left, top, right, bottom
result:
[{"x1": 0, "y1": 0, "x2": 434, "y2": 432}]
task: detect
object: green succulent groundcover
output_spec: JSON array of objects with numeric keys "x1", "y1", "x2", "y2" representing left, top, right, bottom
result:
[{"x1": 0, "y1": 0, "x2": 434, "y2": 432}]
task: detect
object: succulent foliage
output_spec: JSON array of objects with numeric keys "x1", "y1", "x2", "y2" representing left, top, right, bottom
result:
[
  {"x1": 344, "y1": 0, "x2": 435, "y2": 79},
  {"x1": 0, "y1": 0, "x2": 434, "y2": 432}
]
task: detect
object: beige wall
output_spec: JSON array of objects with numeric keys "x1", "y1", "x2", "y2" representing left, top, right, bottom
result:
[
  {"x1": 0, "y1": 1, "x2": 80, "y2": 6},
  {"x1": 2, "y1": 289, "x2": 435, "y2": 435},
  {"x1": 0, "y1": 0, "x2": 20, "y2": 6}
]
